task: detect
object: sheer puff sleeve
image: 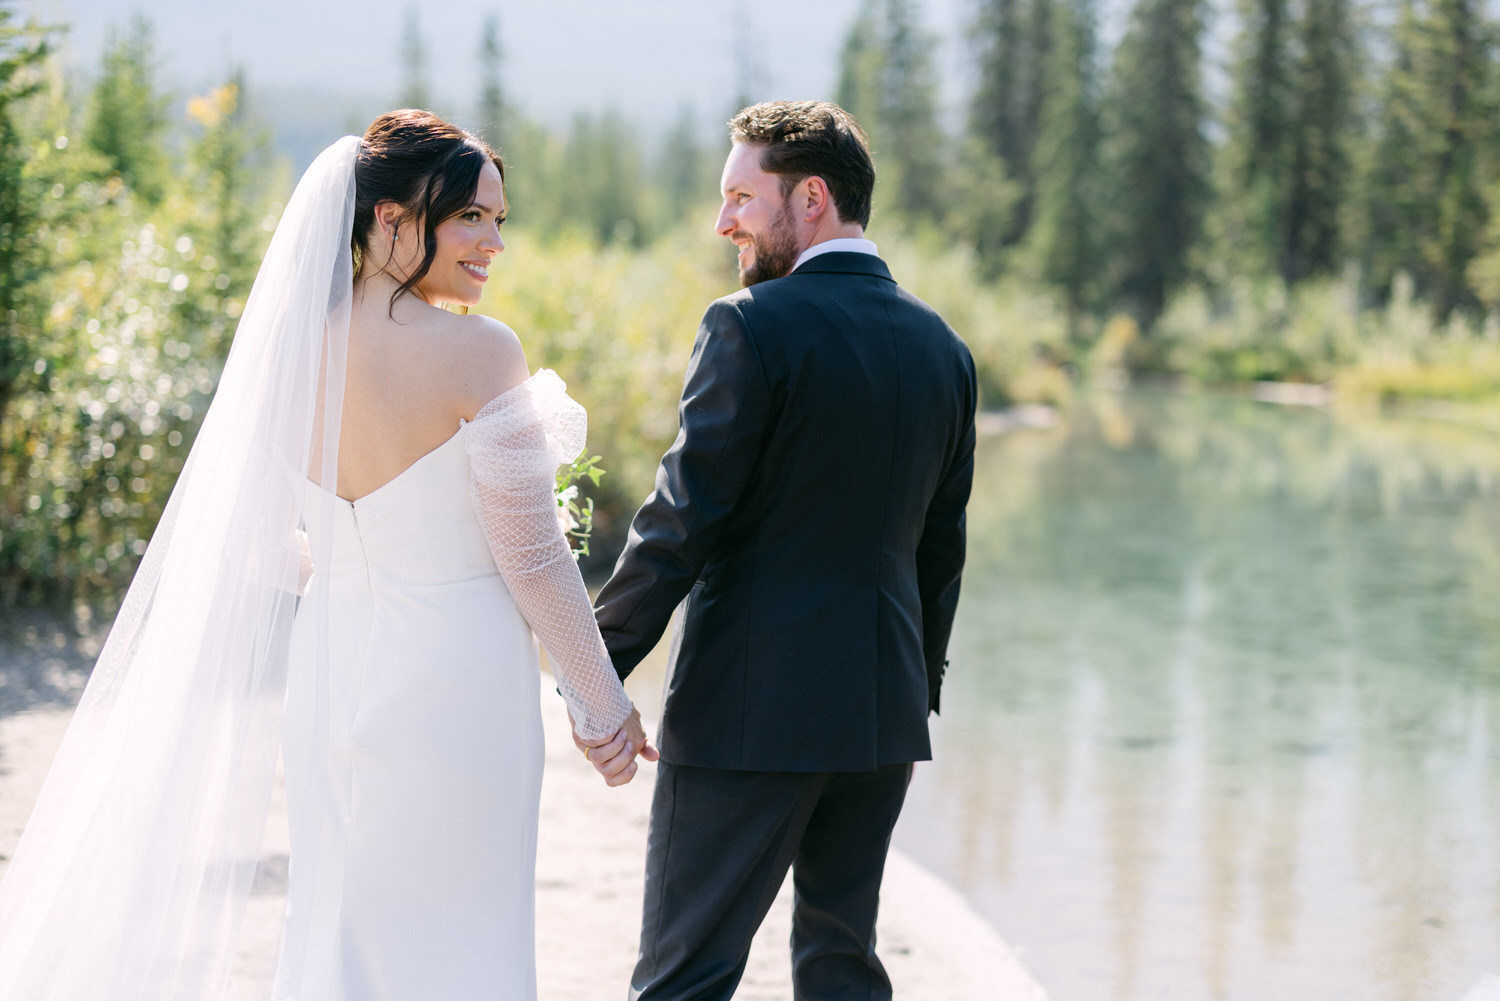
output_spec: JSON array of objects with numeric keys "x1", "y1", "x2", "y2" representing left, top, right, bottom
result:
[{"x1": 465, "y1": 369, "x2": 634, "y2": 744}]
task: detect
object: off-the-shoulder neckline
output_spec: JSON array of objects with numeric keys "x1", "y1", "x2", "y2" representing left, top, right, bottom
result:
[
  {"x1": 464, "y1": 368, "x2": 563, "y2": 425},
  {"x1": 317, "y1": 369, "x2": 563, "y2": 505}
]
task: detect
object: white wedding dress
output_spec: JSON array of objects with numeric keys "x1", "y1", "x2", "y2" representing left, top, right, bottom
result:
[
  {"x1": 273, "y1": 370, "x2": 632, "y2": 1001},
  {"x1": 0, "y1": 141, "x2": 631, "y2": 1001}
]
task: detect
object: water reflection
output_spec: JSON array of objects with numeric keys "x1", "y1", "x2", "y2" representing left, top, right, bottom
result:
[{"x1": 896, "y1": 389, "x2": 1500, "y2": 1001}]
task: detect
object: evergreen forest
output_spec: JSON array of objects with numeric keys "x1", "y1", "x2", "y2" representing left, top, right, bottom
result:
[{"x1": 3, "y1": 0, "x2": 1500, "y2": 603}]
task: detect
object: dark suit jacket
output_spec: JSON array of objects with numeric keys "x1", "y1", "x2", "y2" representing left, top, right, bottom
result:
[{"x1": 594, "y1": 252, "x2": 977, "y2": 773}]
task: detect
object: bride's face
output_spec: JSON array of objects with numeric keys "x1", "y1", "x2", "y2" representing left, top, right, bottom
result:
[{"x1": 414, "y1": 161, "x2": 507, "y2": 308}]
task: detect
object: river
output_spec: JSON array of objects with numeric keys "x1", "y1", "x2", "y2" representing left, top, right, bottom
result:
[{"x1": 894, "y1": 388, "x2": 1500, "y2": 1000}]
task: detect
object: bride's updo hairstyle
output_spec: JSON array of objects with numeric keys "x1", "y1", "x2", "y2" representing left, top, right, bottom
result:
[{"x1": 353, "y1": 109, "x2": 505, "y2": 307}]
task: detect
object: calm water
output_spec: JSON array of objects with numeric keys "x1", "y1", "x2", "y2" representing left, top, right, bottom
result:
[{"x1": 893, "y1": 389, "x2": 1500, "y2": 1000}]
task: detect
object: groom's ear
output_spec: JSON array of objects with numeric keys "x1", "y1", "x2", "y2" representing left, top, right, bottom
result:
[{"x1": 800, "y1": 175, "x2": 833, "y2": 224}]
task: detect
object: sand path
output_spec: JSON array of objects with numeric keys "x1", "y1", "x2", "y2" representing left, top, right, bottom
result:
[{"x1": 0, "y1": 618, "x2": 1045, "y2": 999}]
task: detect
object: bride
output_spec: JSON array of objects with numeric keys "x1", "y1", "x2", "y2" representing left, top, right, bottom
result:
[{"x1": 0, "y1": 110, "x2": 653, "y2": 1001}]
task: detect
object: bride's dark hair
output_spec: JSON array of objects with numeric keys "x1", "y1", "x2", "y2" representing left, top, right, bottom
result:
[{"x1": 353, "y1": 109, "x2": 505, "y2": 308}]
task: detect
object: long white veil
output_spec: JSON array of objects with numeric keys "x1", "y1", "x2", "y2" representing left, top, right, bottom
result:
[{"x1": 0, "y1": 136, "x2": 358, "y2": 1000}]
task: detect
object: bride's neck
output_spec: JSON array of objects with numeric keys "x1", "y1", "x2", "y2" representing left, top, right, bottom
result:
[{"x1": 355, "y1": 269, "x2": 435, "y2": 309}]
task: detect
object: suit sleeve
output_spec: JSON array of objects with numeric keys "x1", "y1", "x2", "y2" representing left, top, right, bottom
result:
[
  {"x1": 594, "y1": 299, "x2": 773, "y2": 680},
  {"x1": 916, "y1": 350, "x2": 978, "y2": 714}
]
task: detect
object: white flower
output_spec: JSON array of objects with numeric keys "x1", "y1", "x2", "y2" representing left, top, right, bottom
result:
[{"x1": 555, "y1": 485, "x2": 580, "y2": 535}]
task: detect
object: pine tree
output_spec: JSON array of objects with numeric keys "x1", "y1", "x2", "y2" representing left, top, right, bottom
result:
[
  {"x1": 1282, "y1": 0, "x2": 1355, "y2": 283},
  {"x1": 1029, "y1": 0, "x2": 1100, "y2": 331},
  {"x1": 969, "y1": 0, "x2": 1053, "y2": 246},
  {"x1": 185, "y1": 70, "x2": 269, "y2": 357},
  {"x1": 0, "y1": 2, "x2": 51, "y2": 420},
  {"x1": 84, "y1": 16, "x2": 168, "y2": 204},
  {"x1": 836, "y1": 0, "x2": 883, "y2": 134},
  {"x1": 835, "y1": 0, "x2": 945, "y2": 224},
  {"x1": 879, "y1": 0, "x2": 945, "y2": 221},
  {"x1": 1101, "y1": 0, "x2": 1211, "y2": 326},
  {"x1": 1018, "y1": 0, "x2": 1053, "y2": 237},
  {"x1": 1357, "y1": 0, "x2": 1424, "y2": 304},
  {"x1": 1220, "y1": 0, "x2": 1295, "y2": 277},
  {"x1": 658, "y1": 104, "x2": 705, "y2": 225},
  {"x1": 399, "y1": 6, "x2": 429, "y2": 110},
  {"x1": 566, "y1": 111, "x2": 648, "y2": 245},
  {"x1": 1471, "y1": 179, "x2": 1500, "y2": 310},
  {"x1": 970, "y1": 0, "x2": 1027, "y2": 188},
  {"x1": 478, "y1": 13, "x2": 504, "y2": 145},
  {"x1": 1421, "y1": 0, "x2": 1490, "y2": 317},
  {"x1": 1359, "y1": 0, "x2": 1491, "y2": 315}
]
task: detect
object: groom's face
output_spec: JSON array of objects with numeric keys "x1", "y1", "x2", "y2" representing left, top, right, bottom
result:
[{"x1": 716, "y1": 142, "x2": 802, "y2": 287}]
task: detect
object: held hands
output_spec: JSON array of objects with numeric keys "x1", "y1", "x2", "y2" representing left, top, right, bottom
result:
[{"x1": 573, "y1": 707, "x2": 658, "y2": 787}]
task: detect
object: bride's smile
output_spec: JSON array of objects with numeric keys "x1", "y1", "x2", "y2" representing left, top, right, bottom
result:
[
  {"x1": 369, "y1": 158, "x2": 507, "y2": 310},
  {"x1": 418, "y1": 162, "x2": 506, "y2": 307}
]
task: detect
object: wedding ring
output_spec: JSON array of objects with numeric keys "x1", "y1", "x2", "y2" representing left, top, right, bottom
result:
[{"x1": 581, "y1": 744, "x2": 593, "y2": 762}]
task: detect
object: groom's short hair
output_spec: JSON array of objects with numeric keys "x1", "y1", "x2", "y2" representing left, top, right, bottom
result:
[{"x1": 728, "y1": 101, "x2": 875, "y2": 229}]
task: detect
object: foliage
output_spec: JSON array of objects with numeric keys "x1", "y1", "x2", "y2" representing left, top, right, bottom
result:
[
  {"x1": 1027, "y1": 0, "x2": 1101, "y2": 330},
  {"x1": 0, "y1": 15, "x2": 273, "y2": 605},
  {"x1": 85, "y1": 16, "x2": 168, "y2": 205},
  {"x1": 1336, "y1": 287, "x2": 1500, "y2": 404},
  {"x1": 1414, "y1": 0, "x2": 1492, "y2": 319},
  {"x1": 11, "y1": 0, "x2": 1500, "y2": 605},
  {"x1": 944, "y1": 136, "x2": 1020, "y2": 278},
  {"x1": 1151, "y1": 277, "x2": 1362, "y2": 383},
  {"x1": 0, "y1": 3, "x2": 53, "y2": 420},
  {"x1": 836, "y1": 0, "x2": 947, "y2": 226},
  {"x1": 954, "y1": 0, "x2": 1496, "y2": 335},
  {"x1": 1219, "y1": 0, "x2": 1295, "y2": 279},
  {"x1": 1355, "y1": 0, "x2": 1426, "y2": 307},
  {"x1": 657, "y1": 105, "x2": 710, "y2": 229},
  {"x1": 1355, "y1": 0, "x2": 1493, "y2": 317},
  {"x1": 476, "y1": 14, "x2": 504, "y2": 144},
  {"x1": 968, "y1": 0, "x2": 1052, "y2": 248},
  {"x1": 502, "y1": 111, "x2": 654, "y2": 247},
  {"x1": 1217, "y1": 0, "x2": 1357, "y2": 287},
  {"x1": 1100, "y1": 0, "x2": 1211, "y2": 328},
  {"x1": 555, "y1": 453, "x2": 604, "y2": 560},
  {"x1": 183, "y1": 76, "x2": 269, "y2": 353},
  {"x1": 1282, "y1": 0, "x2": 1356, "y2": 283},
  {"x1": 1148, "y1": 273, "x2": 1500, "y2": 407}
]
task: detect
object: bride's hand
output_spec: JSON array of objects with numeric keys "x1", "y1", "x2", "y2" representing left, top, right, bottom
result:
[{"x1": 579, "y1": 708, "x2": 657, "y2": 787}]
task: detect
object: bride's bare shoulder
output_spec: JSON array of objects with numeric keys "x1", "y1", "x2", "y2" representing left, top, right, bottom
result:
[{"x1": 438, "y1": 312, "x2": 531, "y2": 420}]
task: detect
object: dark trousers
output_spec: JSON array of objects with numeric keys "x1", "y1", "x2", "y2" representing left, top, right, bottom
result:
[{"x1": 628, "y1": 761, "x2": 913, "y2": 1001}]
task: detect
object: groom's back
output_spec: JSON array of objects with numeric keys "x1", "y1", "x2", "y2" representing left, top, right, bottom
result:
[
  {"x1": 599, "y1": 250, "x2": 976, "y2": 774},
  {"x1": 727, "y1": 259, "x2": 970, "y2": 569}
]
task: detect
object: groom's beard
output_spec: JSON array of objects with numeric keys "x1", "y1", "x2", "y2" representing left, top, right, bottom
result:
[{"x1": 739, "y1": 202, "x2": 800, "y2": 287}]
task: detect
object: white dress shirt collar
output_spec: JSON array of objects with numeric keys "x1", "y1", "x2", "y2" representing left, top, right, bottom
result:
[{"x1": 792, "y1": 237, "x2": 880, "y2": 272}]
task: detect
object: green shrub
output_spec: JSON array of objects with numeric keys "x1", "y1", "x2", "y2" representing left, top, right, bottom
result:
[{"x1": 0, "y1": 70, "x2": 272, "y2": 605}]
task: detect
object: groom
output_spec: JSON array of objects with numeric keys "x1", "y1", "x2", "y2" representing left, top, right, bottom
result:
[{"x1": 586, "y1": 100, "x2": 976, "y2": 1001}]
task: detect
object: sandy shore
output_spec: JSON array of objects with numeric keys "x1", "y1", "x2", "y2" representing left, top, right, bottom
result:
[{"x1": 0, "y1": 618, "x2": 1044, "y2": 999}]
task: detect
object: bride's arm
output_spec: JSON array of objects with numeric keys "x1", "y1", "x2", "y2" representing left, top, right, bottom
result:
[{"x1": 465, "y1": 372, "x2": 637, "y2": 746}]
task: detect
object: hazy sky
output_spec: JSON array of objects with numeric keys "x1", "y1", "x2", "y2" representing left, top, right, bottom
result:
[{"x1": 21, "y1": 0, "x2": 973, "y2": 151}]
